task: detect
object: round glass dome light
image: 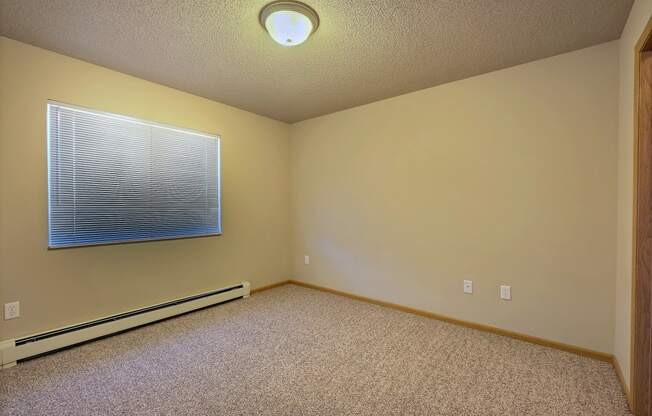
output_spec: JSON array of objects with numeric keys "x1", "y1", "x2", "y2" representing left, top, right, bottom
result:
[{"x1": 260, "y1": 1, "x2": 319, "y2": 47}]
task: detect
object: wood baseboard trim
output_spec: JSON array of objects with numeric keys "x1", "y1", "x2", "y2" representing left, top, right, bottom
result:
[
  {"x1": 613, "y1": 355, "x2": 633, "y2": 410},
  {"x1": 287, "y1": 279, "x2": 613, "y2": 363},
  {"x1": 250, "y1": 280, "x2": 291, "y2": 295}
]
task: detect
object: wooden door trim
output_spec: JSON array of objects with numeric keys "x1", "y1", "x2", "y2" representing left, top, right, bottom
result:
[{"x1": 633, "y1": 14, "x2": 652, "y2": 416}]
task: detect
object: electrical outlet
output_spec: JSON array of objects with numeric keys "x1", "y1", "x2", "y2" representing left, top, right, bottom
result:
[
  {"x1": 4, "y1": 301, "x2": 20, "y2": 320},
  {"x1": 500, "y1": 285, "x2": 511, "y2": 300},
  {"x1": 463, "y1": 280, "x2": 473, "y2": 294},
  {"x1": 304, "y1": 255, "x2": 310, "y2": 265}
]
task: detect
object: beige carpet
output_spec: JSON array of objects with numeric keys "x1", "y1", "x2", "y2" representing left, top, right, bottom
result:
[{"x1": 0, "y1": 284, "x2": 631, "y2": 415}]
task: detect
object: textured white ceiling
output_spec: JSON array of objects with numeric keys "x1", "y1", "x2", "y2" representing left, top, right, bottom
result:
[{"x1": 0, "y1": 0, "x2": 633, "y2": 123}]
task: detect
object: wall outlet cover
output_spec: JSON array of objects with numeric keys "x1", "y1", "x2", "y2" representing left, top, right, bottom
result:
[
  {"x1": 463, "y1": 280, "x2": 473, "y2": 294},
  {"x1": 500, "y1": 285, "x2": 511, "y2": 300},
  {"x1": 4, "y1": 301, "x2": 20, "y2": 320}
]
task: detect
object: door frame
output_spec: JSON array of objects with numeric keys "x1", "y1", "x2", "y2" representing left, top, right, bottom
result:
[{"x1": 633, "y1": 14, "x2": 652, "y2": 416}]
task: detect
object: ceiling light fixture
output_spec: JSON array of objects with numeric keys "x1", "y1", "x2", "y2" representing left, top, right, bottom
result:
[{"x1": 260, "y1": 1, "x2": 319, "y2": 47}]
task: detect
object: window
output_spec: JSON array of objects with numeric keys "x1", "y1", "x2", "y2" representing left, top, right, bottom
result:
[{"x1": 47, "y1": 102, "x2": 221, "y2": 248}]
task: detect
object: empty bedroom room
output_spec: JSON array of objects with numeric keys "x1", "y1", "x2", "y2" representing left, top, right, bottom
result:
[{"x1": 0, "y1": 0, "x2": 650, "y2": 415}]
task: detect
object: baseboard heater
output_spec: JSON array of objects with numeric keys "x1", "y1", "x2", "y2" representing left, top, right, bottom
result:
[{"x1": 0, "y1": 281, "x2": 250, "y2": 369}]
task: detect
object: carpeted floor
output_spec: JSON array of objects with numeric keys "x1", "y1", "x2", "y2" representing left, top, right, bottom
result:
[{"x1": 0, "y1": 284, "x2": 631, "y2": 415}]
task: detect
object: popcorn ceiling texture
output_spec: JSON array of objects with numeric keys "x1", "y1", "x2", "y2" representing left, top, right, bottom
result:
[
  {"x1": 0, "y1": 0, "x2": 633, "y2": 122},
  {"x1": 0, "y1": 285, "x2": 631, "y2": 415}
]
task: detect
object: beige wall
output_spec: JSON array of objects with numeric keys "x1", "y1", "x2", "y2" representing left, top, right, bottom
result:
[
  {"x1": 290, "y1": 42, "x2": 619, "y2": 353},
  {"x1": 615, "y1": 0, "x2": 652, "y2": 392},
  {"x1": 0, "y1": 37, "x2": 291, "y2": 340},
  {"x1": 0, "y1": 34, "x2": 624, "y2": 360}
]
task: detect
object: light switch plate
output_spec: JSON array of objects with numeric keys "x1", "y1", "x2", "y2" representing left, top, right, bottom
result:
[{"x1": 304, "y1": 255, "x2": 310, "y2": 265}]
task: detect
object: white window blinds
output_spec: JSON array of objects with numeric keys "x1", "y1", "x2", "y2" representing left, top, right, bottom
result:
[{"x1": 47, "y1": 102, "x2": 221, "y2": 248}]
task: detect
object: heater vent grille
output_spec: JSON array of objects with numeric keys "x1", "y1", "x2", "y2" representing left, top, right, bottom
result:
[{"x1": 2, "y1": 281, "x2": 250, "y2": 368}]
